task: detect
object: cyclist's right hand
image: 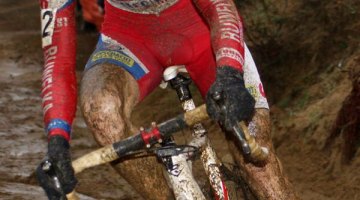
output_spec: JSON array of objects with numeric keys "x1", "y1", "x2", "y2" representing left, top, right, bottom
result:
[
  {"x1": 206, "y1": 66, "x2": 255, "y2": 131},
  {"x1": 36, "y1": 136, "x2": 77, "y2": 199}
]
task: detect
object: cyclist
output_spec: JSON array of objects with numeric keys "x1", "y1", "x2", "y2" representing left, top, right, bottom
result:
[{"x1": 36, "y1": 0, "x2": 299, "y2": 199}]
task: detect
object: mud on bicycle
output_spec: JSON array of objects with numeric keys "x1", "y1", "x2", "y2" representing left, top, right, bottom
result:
[{"x1": 39, "y1": 65, "x2": 269, "y2": 200}]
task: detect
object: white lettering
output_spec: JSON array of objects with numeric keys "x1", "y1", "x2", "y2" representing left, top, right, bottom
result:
[
  {"x1": 42, "y1": 91, "x2": 53, "y2": 103},
  {"x1": 42, "y1": 65, "x2": 54, "y2": 81},
  {"x1": 221, "y1": 31, "x2": 241, "y2": 43},
  {"x1": 56, "y1": 17, "x2": 68, "y2": 27},
  {"x1": 215, "y1": 3, "x2": 232, "y2": 13},
  {"x1": 213, "y1": 1, "x2": 243, "y2": 44},
  {"x1": 44, "y1": 46, "x2": 58, "y2": 62},
  {"x1": 42, "y1": 83, "x2": 52, "y2": 93},
  {"x1": 42, "y1": 76, "x2": 52, "y2": 88},
  {"x1": 42, "y1": 45, "x2": 57, "y2": 114},
  {"x1": 216, "y1": 47, "x2": 244, "y2": 66},
  {"x1": 43, "y1": 103, "x2": 53, "y2": 115}
]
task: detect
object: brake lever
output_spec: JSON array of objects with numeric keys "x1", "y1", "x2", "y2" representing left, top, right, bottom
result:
[{"x1": 232, "y1": 124, "x2": 251, "y2": 155}]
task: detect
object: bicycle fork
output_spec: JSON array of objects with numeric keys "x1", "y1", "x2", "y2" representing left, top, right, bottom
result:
[{"x1": 161, "y1": 66, "x2": 229, "y2": 200}]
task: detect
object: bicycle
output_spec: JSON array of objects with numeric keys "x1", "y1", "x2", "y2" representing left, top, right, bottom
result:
[{"x1": 40, "y1": 65, "x2": 269, "y2": 200}]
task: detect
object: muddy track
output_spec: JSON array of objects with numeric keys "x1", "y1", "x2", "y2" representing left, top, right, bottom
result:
[
  {"x1": 1, "y1": 1, "x2": 359, "y2": 200},
  {"x1": 0, "y1": 1, "x2": 140, "y2": 199}
]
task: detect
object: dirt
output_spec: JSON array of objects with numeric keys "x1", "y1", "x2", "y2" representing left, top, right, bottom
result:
[
  {"x1": 237, "y1": 1, "x2": 360, "y2": 199},
  {"x1": 0, "y1": 0, "x2": 359, "y2": 200}
]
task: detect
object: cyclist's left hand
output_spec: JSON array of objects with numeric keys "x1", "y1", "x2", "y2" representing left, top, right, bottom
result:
[
  {"x1": 206, "y1": 66, "x2": 255, "y2": 130},
  {"x1": 36, "y1": 136, "x2": 77, "y2": 199}
]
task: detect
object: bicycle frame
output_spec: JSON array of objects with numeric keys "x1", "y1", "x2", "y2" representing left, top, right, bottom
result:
[{"x1": 162, "y1": 66, "x2": 229, "y2": 200}]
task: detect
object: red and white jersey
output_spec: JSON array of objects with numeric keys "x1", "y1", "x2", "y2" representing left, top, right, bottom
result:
[{"x1": 39, "y1": 0, "x2": 257, "y2": 141}]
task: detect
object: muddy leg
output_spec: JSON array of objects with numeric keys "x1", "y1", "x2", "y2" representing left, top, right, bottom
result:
[
  {"x1": 228, "y1": 109, "x2": 300, "y2": 200},
  {"x1": 80, "y1": 64, "x2": 173, "y2": 200}
]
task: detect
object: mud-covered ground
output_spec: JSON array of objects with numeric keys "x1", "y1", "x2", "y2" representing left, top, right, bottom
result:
[
  {"x1": 0, "y1": 1, "x2": 359, "y2": 200},
  {"x1": 0, "y1": 1, "x2": 139, "y2": 199}
]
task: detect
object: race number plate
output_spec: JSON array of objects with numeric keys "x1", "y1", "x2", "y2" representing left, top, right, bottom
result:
[{"x1": 41, "y1": 9, "x2": 57, "y2": 48}]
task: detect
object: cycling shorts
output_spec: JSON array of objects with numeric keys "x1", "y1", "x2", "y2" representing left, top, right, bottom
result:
[{"x1": 85, "y1": 2, "x2": 269, "y2": 109}]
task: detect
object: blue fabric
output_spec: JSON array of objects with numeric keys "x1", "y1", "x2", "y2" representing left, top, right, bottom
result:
[
  {"x1": 59, "y1": 0, "x2": 74, "y2": 10},
  {"x1": 85, "y1": 36, "x2": 147, "y2": 80},
  {"x1": 46, "y1": 119, "x2": 72, "y2": 136}
]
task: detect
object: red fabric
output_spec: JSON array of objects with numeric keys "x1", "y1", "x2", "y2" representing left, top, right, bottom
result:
[
  {"x1": 48, "y1": 129, "x2": 71, "y2": 141},
  {"x1": 214, "y1": 180, "x2": 230, "y2": 200},
  {"x1": 39, "y1": 0, "x2": 245, "y2": 139},
  {"x1": 194, "y1": 0, "x2": 245, "y2": 73},
  {"x1": 40, "y1": 0, "x2": 77, "y2": 140},
  {"x1": 102, "y1": 0, "x2": 244, "y2": 98}
]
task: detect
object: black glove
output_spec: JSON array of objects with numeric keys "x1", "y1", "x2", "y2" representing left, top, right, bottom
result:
[
  {"x1": 36, "y1": 136, "x2": 77, "y2": 200},
  {"x1": 206, "y1": 66, "x2": 255, "y2": 130}
]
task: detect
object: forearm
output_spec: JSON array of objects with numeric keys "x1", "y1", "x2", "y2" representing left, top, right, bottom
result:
[
  {"x1": 40, "y1": 0, "x2": 77, "y2": 141},
  {"x1": 194, "y1": 0, "x2": 245, "y2": 72}
]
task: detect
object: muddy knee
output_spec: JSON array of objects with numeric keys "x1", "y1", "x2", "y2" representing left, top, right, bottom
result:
[
  {"x1": 229, "y1": 109, "x2": 299, "y2": 200},
  {"x1": 80, "y1": 64, "x2": 139, "y2": 145}
]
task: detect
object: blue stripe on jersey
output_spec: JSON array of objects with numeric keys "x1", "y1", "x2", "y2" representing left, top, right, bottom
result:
[
  {"x1": 59, "y1": 0, "x2": 74, "y2": 10},
  {"x1": 46, "y1": 118, "x2": 72, "y2": 136},
  {"x1": 85, "y1": 36, "x2": 147, "y2": 80}
]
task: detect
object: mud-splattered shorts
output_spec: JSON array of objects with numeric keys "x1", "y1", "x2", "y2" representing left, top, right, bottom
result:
[{"x1": 85, "y1": 33, "x2": 269, "y2": 109}]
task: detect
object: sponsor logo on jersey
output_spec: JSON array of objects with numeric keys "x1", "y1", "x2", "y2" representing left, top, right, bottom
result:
[
  {"x1": 246, "y1": 85, "x2": 260, "y2": 100},
  {"x1": 216, "y1": 47, "x2": 244, "y2": 66},
  {"x1": 85, "y1": 34, "x2": 149, "y2": 80},
  {"x1": 108, "y1": 0, "x2": 178, "y2": 14},
  {"x1": 42, "y1": 46, "x2": 58, "y2": 115},
  {"x1": 92, "y1": 51, "x2": 135, "y2": 67}
]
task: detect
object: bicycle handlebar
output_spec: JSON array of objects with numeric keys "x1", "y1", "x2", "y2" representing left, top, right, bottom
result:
[
  {"x1": 72, "y1": 104, "x2": 208, "y2": 174},
  {"x1": 66, "y1": 104, "x2": 268, "y2": 199}
]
